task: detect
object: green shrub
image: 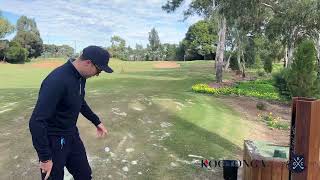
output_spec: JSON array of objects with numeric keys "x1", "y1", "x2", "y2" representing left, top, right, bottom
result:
[
  {"x1": 229, "y1": 55, "x2": 239, "y2": 70},
  {"x1": 263, "y1": 56, "x2": 273, "y2": 73},
  {"x1": 257, "y1": 70, "x2": 265, "y2": 77},
  {"x1": 273, "y1": 68, "x2": 291, "y2": 100},
  {"x1": 5, "y1": 41, "x2": 29, "y2": 64},
  {"x1": 287, "y1": 40, "x2": 319, "y2": 98}
]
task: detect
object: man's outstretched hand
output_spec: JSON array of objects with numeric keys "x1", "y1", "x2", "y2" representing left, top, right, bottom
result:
[
  {"x1": 40, "y1": 160, "x2": 53, "y2": 180},
  {"x1": 96, "y1": 123, "x2": 108, "y2": 138}
]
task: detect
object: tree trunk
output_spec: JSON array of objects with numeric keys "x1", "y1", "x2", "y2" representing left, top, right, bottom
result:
[
  {"x1": 224, "y1": 54, "x2": 232, "y2": 71},
  {"x1": 284, "y1": 45, "x2": 288, "y2": 68},
  {"x1": 224, "y1": 44, "x2": 236, "y2": 71},
  {"x1": 241, "y1": 51, "x2": 246, "y2": 78},
  {"x1": 287, "y1": 41, "x2": 294, "y2": 67},
  {"x1": 215, "y1": 16, "x2": 226, "y2": 83},
  {"x1": 312, "y1": 33, "x2": 320, "y2": 78},
  {"x1": 287, "y1": 27, "x2": 298, "y2": 67},
  {"x1": 237, "y1": 46, "x2": 241, "y2": 72}
]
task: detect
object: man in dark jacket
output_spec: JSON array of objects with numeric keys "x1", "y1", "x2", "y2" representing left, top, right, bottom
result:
[{"x1": 29, "y1": 45, "x2": 113, "y2": 180}]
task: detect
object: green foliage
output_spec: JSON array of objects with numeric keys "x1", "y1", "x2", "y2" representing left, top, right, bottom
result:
[
  {"x1": 162, "y1": 43, "x2": 178, "y2": 60},
  {"x1": 108, "y1": 35, "x2": 127, "y2": 60},
  {"x1": 258, "y1": 112, "x2": 289, "y2": 130},
  {"x1": 183, "y1": 20, "x2": 217, "y2": 59},
  {"x1": 257, "y1": 69, "x2": 265, "y2": 77},
  {"x1": 42, "y1": 44, "x2": 74, "y2": 58},
  {"x1": 5, "y1": 41, "x2": 28, "y2": 63},
  {"x1": 266, "y1": 0, "x2": 319, "y2": 47},
  {"x1": 244, "y1": 37, "x2": 256, "y2": 67},
  {"x1": 192, "y1": 80, "x2": 281, "y2": 101},
  {"x1": 263, "y1": 56, "x2": 272, "y2": 73},
  {"x1": 148, "y1": 28, "x2": 161, "y2": 51},
  {"x1": 0, "y1": 40, "x2": 9, "y2": 60},
  {"x1": 13, "y1": 16, "x2": 43, "y2": 58},
  {"x1": 0, "y1": 12, "x2": 14, "y2": 39},
  {"x1": 229, "y1": 54, "x2": 239, "y2": 70},
  {"x1": 287, "y1": 40, "x2": 319, "y2": 98},
  {"x1": 273, "y1": 68, "x2": 291, "y2": 100},
  {"x1": 254, "y1": 35, "x2": 283, "y2": 73},
  {"x1": 148, "y1": 28, "x2": 162, "y2": 60}
]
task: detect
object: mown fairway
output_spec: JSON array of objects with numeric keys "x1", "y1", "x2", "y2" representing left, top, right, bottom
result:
[{"x1": 0, "y1": 59, "x2": 251, "y2": 179}]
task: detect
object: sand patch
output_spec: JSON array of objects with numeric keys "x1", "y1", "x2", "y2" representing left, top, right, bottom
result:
[
  {"x1": 31, "y1": 61, "x2": 64, "y2": 68},
  {"x1": 128, "y1": 101, "x2": 146, "y2": 111},
  {"x1": 153, "y1": 61, "x2": 180, "y2": 69}
]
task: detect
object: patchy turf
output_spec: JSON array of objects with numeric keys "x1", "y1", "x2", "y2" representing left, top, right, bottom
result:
[
  {"x1": 153, "y1": 61, "x2": 180, "y2": 69},
  {"x1": 0, "y1": 59, "x2": 252, "y2": 179}
]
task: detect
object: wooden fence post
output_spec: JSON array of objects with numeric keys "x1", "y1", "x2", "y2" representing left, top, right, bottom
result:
[{"x1": 289, "y1": 97, "x2": 320, "y2": 180}]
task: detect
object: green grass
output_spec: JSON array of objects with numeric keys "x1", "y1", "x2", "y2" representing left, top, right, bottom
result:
[{"x1": 0, "y1": 58, "x2": 250, "y2": 179}]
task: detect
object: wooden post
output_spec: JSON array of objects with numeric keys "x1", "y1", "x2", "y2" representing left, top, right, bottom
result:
[{"x1": 289, "y1": 97, "x2": 320, "y2": 180}]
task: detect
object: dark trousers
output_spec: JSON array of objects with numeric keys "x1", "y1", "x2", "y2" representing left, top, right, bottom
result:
[{"x1": 41, "y1": 134, "x2": 92, "y2": 180}]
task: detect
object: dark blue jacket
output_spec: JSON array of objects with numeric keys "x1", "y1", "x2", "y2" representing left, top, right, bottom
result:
[{"x1": 29, "y1": 60, "x2": 101, "y2": 161}]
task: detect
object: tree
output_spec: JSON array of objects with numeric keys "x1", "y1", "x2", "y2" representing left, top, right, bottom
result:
[
  {"x1": 0, "y1": 40, "x2": 9, "y2": 61},
  {"x1": 163, "y1": 0, "x2": 232, "y2": 82},
  {"x1": 13, "y1": 16, "x2": 43, "y2": 58},
  {"x1": 254, "y1": 34, "x2": 283, "y2": 73},
  {"x1": 43, "y1": 44, "x2": 74, "y2": 58},
  {"x1": 287, "y1": 40, "x2": 319, "y2": 97},
  {"x1": 108, "y1": 35, "x2": 126, "y2": 60},
  {"x1": 148, "y1": 28, "x2": 161, "y2": 51},
  {"x1": 183, "y1": 20, "x2": 217, "y2": 60},
  {"x1": 265, "y1": 0, "x2": 320, "y2": 68},
  {"x1": 148, "y1": 28, "x2": 161, "y2": 60},
  {"x1": 57, "y1": 45, "x2": 74, "y2": 57},
  {"x1": 5, "y1": 41, "x2": 29, "y2": 63},
  {"x1": 0, "y1": 12, "x2": 14, "y2": 39},
  {"x1": 134, "y1": 44, "x2": 145, "y2": 61},
  {"x1": 162, "y1": 43, "x2": 177, "y2": 60},
  {"x1": 175, "y1": 41, "x2": 185, "y2": 61},
  {"x1": 0, "y1": 12, "x2": 14, "y2": 61}
]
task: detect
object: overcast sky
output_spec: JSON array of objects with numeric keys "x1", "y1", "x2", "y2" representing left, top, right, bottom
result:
[{"x1": 0, "y1": 0, "x2": 201, "y2": 52}]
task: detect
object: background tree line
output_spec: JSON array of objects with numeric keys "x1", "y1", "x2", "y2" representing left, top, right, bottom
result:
[
  {"x1": 0, "y1": 13, "x2": 73, "y2": 63},
  {"x1": 107, "y1": 21, "x2": 217, "y2": 62}
]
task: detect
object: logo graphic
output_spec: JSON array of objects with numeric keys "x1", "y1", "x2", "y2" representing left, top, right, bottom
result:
[
  {"x1": 290, "y1": 154, "x2": 305, "y2": 173},
  {"x1": 201, "y1": 159, "x2": 265, "y2": 168}
]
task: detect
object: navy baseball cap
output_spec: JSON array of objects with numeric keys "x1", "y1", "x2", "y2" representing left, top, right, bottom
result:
[{"x1": 81, "y1": 45, "x2": 113, "y2": 73}]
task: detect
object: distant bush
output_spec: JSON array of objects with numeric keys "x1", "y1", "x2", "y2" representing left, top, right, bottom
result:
[
  {"x1": 257, "y1": 70, "x2": 265, "y2": 77},
  {"x1": 256, "y1": 102, "x2": 267, "y2": 110},
  {"x1": 5, "y1": 41, "x2": 29, "y2": 64},
  {"x1": 229, "y1": 55, "x2": 239, "y2": 70},
  {"x1": 263, "y1": 56, "x2": 273, "y2": 73},
  {"x1": 273, "y1": 68, "x2": 291, "y2": 100}
]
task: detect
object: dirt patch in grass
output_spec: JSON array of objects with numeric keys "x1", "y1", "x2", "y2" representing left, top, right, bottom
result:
[
  {"x1": 31, "y1": 61, "x2": 64, "y2": 68},
  {"x1": 153, "y1": 61, "x2": 180, "y2": 69},
  {"x1": 217, "y1": 96, "x2": 291, "y2": 146}
]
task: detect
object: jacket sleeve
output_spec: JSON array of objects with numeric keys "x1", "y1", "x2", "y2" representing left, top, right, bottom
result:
[
  {"x1": 80, "y1": 99, "x2": 101, "y2": 126},
  {"x1": 29, "y1": 78, "x2": 64, "y2": 162}
]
